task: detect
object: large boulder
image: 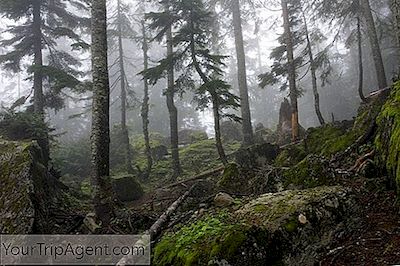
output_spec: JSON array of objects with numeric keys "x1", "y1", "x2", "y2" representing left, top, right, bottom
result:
[
  {"x1": 111, "y1": 175, "x2": 144, "y2": 202},
  {"x1": 153, "y1": 186, "x2": 358, "y2": 266},
  {"x1": 0, "y1": 139, "x2": 50, "y2": 234}
]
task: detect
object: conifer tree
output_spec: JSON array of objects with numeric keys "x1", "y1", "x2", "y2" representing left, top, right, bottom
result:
[
  {"x1": 145, "y1": 0, "x2": 240, "y2": 165},
  {"x1": 0, "y1": 0, "x2": 89, "y2": 162}
]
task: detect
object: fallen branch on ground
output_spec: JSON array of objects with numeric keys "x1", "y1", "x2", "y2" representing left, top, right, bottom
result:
[
  {"x1": 117, "y1": 184, "x2": 196, "y2": 266},
  {"x1": 162, "y1": 165, "x2": 225, "y2": 189}
]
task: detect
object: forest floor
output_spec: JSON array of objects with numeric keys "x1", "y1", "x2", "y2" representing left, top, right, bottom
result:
[{"x1": 320, "y1": 176, "x2": 400, "y2": 265}]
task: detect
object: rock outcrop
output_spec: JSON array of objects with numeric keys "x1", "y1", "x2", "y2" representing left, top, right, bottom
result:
[
  {"x1": 0, "y1": 139, "x2": 50, "y2": 234},
  {"x1": 153, "y1": 186, "x2": 357, "y2": 266}
]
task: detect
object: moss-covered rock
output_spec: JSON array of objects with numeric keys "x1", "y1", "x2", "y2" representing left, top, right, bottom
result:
[
  {"x1": 282, "y1": 155, "x2": 334, "y2": 189},
  {"x1": 153, "y1": 186, "x2": 357, "y2": 266},
  {"x1": 375, "y1": 83, "x2": 400, "y2": 193},
  {"x1": 274, "y1": 142, "x2": 307, "y2": 167},
  {"x1": 0, "y1": 139, "x2": 49, "y2": 234},
  {"x1": 217, "y1": 163, "x2": 244, "y2": 194},
  {"x1": 111, "y1": 175, "x2": 144, "y2": 202}
]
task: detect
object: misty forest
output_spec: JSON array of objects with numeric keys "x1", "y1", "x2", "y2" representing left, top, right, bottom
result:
[{"x1": 1, "y1": 0, "x2": 400, "y2": 264}]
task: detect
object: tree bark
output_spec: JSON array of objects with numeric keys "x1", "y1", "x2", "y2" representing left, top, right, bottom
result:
[
  {"x1": 166, "y1": 26, "x2": 181, "y2": 180},
  {"x1": 232, "y1": 0, "x2": 254, "y2": 146},
  {"x1": 32, "y1": 1, "x2": 49, "y2": 165},
  {"x1": 117, "y1": 0, "x2": 133, "y2": 174},
  {"x1": 361, "y1": 0, "x2": 388, "y2": 89},
  {"x1": 357, "y1": 13, "x2": 366, "y2": 102},
  {"x1": 302, "y1": 10, "x2": 325, "y2": 125},
  {"x1": 211, "y1": 94, "x2": 228, "y2": 165},
  {"x1": 391, "y1": 0, "x2": 400, "y2": 56},
  {"x1": 141, "y1": 20, "x2": 152, "y2": 179},
  {"x1": 90, "y1": 0, "x2": 115, "y2": 226},
  {"x1": 33, "y1": 1, "x2": 44, "y2": 116},
  {"x1": 189, "y1": 13, "x2": 228, "y2": 166},
  {"x1": 281, "y1": 0, "x2": 299, "y2": 141}
]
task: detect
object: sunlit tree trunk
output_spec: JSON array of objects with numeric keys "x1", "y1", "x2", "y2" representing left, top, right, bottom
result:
[
  {"x1": 117, "y1": 0, "x2": 133, "y2": 174},
  {"x1": 302, "y1": 10, "x2": 325, "y2": 125},
  {"x1": 166, "y1": 26, "x2": 181, "y2": 179},
  {"x1": 361, "y1": 0, "x2": 387, "y2": 89},
  {"x1": 90, "y1": 0, "x2": 115, "y2": 225},
  {"x1": 232, "y1": 0, "x2": 254, "y2": 146},
  {"x1": 141, "y1": 20, "x2": 152, "y2": 178},
  {"x1": 281, "y1": 0, "x2": 299, "y2": 141}
]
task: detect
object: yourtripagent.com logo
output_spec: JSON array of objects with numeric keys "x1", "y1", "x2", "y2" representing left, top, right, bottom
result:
[{"x1": 0, "y1": 235, "x2": 150, "y2": 265}]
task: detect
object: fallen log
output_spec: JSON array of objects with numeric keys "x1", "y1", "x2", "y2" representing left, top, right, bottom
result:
[
  {"x1": 117, "y1": 184, "x2": 196, "y2": 266},
  {"x1": 162, "y1": 165, "x2": 225, "y2": 189},
  {"x1": 149, "y1": 184, "x2": 195, "y2": 238}
]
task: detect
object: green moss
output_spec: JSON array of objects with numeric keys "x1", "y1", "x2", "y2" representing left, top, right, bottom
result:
[
  {"x1": 153, "y1": 212, "x2": 247, "y2": 266},
  {"x1": 154, "y1": 186, "x2": 350, "y2": 266},
  {"x1": 274, "y1": 143, "x2": 307, "y2": 167},
  {"x1": 284, "y1": 218, "x2": 299, "y2": 233},
  {"x1": 253, "y1": 204, "x2": 268, "y2": 213},
  {"x1": 375, "y1": 82, "x2": 400, "y2": 195},
  {"x1": 217, "y1": 163, "x2": 241, "y2": 192},
  {"x1": 305, "y1": 125, "x2": 356, "y2": 157},
  {"x1": 282, "y1": 155, "x2": 332, "y2": 189}
]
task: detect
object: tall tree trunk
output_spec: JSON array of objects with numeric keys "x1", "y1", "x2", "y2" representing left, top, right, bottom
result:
[
  {"x1": 357, "y1": 14, "x2": 366, "y2": 102},
  {"x1": 302, "y1": 10, "x2": 325, "y2": 125},
  {"x1": 141, "y1": 20, "x2": 152, "y2": 178},
  {"x1": 281, "y1": 0, "x2": 299, "y2": 141},
  {"x1": 32, "y1": 1, "x2": 49, "y2": 165},
  {"x1": 361, "y1": 0, "x2": 388, "y2": 89},
  {"x1": 391, "y1": 0, "x2": 400, "y2": 64},
  {"x1": 90, "y1": 0, "x2": 115, "y2": 225},
  {"x1": 33, "y1": 1, "x2": 44, "y2": 115},
  {"x1": 117, "y1": 0, "x2": 133, "y2": 174},
  {"x1": 166, "y1": 26, "x2": 181, "y2": 179},
  {"x1": 232, "y1": 0, "x2": 254, "y2": 146},
  {"x1": 116, "y1": 0, "x2": 133, "y2": 174},
  {"x1": 208, "y1": 3, "x2": 228, "y2": 165}
]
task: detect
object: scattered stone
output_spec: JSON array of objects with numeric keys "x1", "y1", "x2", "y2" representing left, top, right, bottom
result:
[
  {"x1": 214, "y1": 192, "x2": 234, "y2": 207},
  {"x1": 298, "y1": 213, "x2": 308, "y2": 224}
]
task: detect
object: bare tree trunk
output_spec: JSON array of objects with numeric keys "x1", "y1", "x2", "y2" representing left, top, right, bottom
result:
[
  {"x1": 141, "y1": 20, "x2": 152, "y2": 179},
  {"x1": 391, "y1": 0, "x2": 400, "y2": 65},
  {"x1": 117, "y1": 0, "x2": 133, "y2": 174},
  {"x1": 281, "y1": 0, "x2": 299, "y2": 141},
  {"x1": 302, "y1": 10, "x2": 325, "y2": 125},
  {"x1": 204, "y1": 4, "x2": 228, "y2": 165},
  {"x1": 90, "y1": 0, "x2": 115, "y2": 225},
  {"x1": 232, "y1": 0, "x2": 254, "y2": 146},
  {"x1": 33, "y1": 1, "x2": 44, "y2": 116},
  {"x1": 357, "y1": 13, "x2": 366, "y2": 102},
  {"x1": 166, "y1": 26, "x2": 181, "y2": 180},
  {"x1": 211, "y1": 95, "x2": 228, "y2": 165},
  {"x1": 32, "y1": 1, "x2": 49, "y2": 165},
  {"x1": 361, "y1": 0, "x2": 388, "y2": 89}
]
